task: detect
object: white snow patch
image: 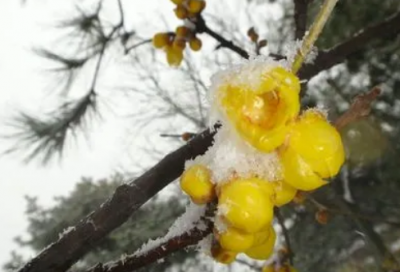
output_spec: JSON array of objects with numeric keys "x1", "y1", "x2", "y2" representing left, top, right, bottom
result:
[
  {"x1": 185, "y1": 126, "x2": 282, "y2": 184},
  {"x1": 196, "y1": 234, "x2": 213, "y2": 255},
  {"x1": 132, "y1": 202, "x2": 207, "y2": 257},
  {"x1": 58, "y1": 226, "x2": 75, "y2": 239}
]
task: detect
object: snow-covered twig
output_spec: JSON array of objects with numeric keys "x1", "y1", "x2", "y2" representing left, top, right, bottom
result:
[{"x1": 84, "y1": 203, "x2": 215, "y2": 272}]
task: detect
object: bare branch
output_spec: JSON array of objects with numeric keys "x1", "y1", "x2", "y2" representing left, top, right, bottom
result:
[
  {"x1": 124, "y1": 39, "x2": 152, "y2": 54},
  {"x1": 299, "y1": 10, "x2": 400, "y2": 80},
  {"x1": 17, "y1": 127, "x2": 217, "y2": 272},
  {"x1": 334, "y1": 86, "x2": 381, "y2": 130},
  {"x1": 195, "y1": 16, "x2": 250, "y2": 59}
]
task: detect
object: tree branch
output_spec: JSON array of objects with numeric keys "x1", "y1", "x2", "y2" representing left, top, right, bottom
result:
[
  {"x1": 85, "y1": 222, "x2": 213, "y2": 272},
  {"x1": 275, "y1": 208, "x2": 294, "y2": 265},
  {"x1": 17, "y1": 10, "x2": 399, "y2": 272},
  {"x1": 124, "y1": 39, "x2": 152, "y2": 54},
  {"x1": 17, "y1": 127, "x2": 217, "y2": 272},
  {"x1": 334, "y1": 86, "x2": 381, "y2": 130},
  {"x1": 294, "y1": 0, "x2": 309, "y2": 40},
  {"x1": 195, "y1": 16, "x2": 250, "y2": 59},
  {"x1": 299, "y1": 10, "x2": 400, "y2": 80}
]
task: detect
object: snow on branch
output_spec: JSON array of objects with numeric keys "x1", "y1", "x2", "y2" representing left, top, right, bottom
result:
[
  {"x1": 15, "y1": 9, "x2": 397, "y2": 272},
  {"x1": 84, "y1": 203, "x2": 214, "y2": 272},
  {"x1": 299, "y1": 10, "x2": 400, "y2": 80}
]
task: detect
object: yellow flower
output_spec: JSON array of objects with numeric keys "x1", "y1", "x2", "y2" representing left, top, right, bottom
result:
[
  {"x1": 189, "y1": 37, "x2": 202, "y2": 51},
  {"x1": 279, "y1": 110, "x2": 345, "y2": 191},
  {"x1": 252, "y1": 226, "x2": 273, "y2": 247},
  {"x1": 218, "y1": 178, "x2": 274, "y2": 233},
  {"x1": 216, "y1": 227, "x2": 255, "y2": 252},
  {"x1": 187, "y1": 0, "x2": 206, "y2": 13},
  {"x1": 289, "y1": 110, "x2": 345, "y2": 178},
  {"x1": 245, "y1": 225, "x2": 276, "y2": 260},
  {"x1": 174, "y1": 5, "x2": 188, "y2": 19},
  {"x1": 175, "y1": 26, "x2": 190, "y2": 37},
  {"x1": 279, "y1": 145, "x2": 327, "y2": 191},
  {"x1": 152, "y1": 33, "x2": 170, "y2": 49},
  {"x1": 272, "y1": 180, "x2": 297, "y2": 207},
  {"x1": 172, "y1": 37, "x2": 186, "y2": 50},
  {"x1": 165, "y1": 45, "x2": 184, "y2": 67},
  {"x1": 211, "y1": 244, "x2": 237, "y2": 264},
  {"x1": 219, "y1": 67, "x2": 300, "y2": 152},
  {"x1": 180, "y1": 165, "x2": 215, "y2": 204}
]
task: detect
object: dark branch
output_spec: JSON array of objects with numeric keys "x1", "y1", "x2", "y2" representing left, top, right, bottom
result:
[
  {"x1": 299, "y1": 10, "x2": 400, "y2": 80},
  {"x1": 294, "y1": 0, "x2": 309, "y2": 40},
  {"x1": 85, "y1": 222, "x2": 212, "y2": 272},
  {"x1": 17, "y1": 127, "x2": 217, "y2": 272},
  {"x1": 195, "y1": 16, "x2": 250, "y2": 59},
  {"x1": 275, "y1": 208, "x2": 294, "y2": 265},
  {"x1": 334, "y1": 86, "x2": 381, "y2": 130},
  {"x1": 124, "y1": 39, "x2": 152, "y2": 54}
]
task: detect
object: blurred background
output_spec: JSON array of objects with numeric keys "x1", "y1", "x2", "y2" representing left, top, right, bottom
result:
[{"x1": 0, "y1": 0, "x2": 400, "y2": 271}]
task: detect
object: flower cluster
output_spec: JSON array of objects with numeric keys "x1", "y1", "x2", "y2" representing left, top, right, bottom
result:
[
  {"x1": 180, "y1": 59, "x2": 345, "y2": 265},
  {"x1": 170, "y1": 0, "x2": 206, "y2": 19},
  {"x1": 152, "y1": 0, "x2": 205, "y2": 66}
]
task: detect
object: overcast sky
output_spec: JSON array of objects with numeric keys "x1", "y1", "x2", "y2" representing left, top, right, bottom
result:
[{"x1": 0, "y1": 1, "x2": 136, "y2": 268}]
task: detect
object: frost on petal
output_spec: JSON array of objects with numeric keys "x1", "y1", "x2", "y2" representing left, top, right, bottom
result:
[{"x1": 208, "y1": 55, "x2": 289, "y2": 128}]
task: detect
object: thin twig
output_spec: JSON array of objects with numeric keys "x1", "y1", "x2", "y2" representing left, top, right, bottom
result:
[
  {"x1": 124, "y1": 39, "x2": 152, "y2": 54},
  {"x1": 299, "y1": 10, "x2": 400, "y2": 80},
  {"x1": 195, "y1": 16, "x2": 249, "y2": 59},
  {"x1": 116, "y1": 0, "x2": 125, "y2": 29},
  {"x1": 307, "y1": 196, "x2": 400, "y2": 228},
  {"x1": 292, "y1": 0, "x2": 338, "y2": 73},
  {"x1": 334, "y1": 86, "x2": 381, "y2": 130},
  {"x1": 275, "y1": 208, "x2": 294, "y2": 265}
]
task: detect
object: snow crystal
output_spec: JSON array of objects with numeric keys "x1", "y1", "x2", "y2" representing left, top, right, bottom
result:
[
  {"x1": 58, "y1": 226, "x2": 75, "y2": 239},
  {"x1": 196, "y1": 234, "x2": 213, "y2": 255},
  {"x1": 132, "y1": 202, "x2": 207, "y2": 257},
  {"x1": 283, "y1": 40, "x2": 318, "y2": 67},
  {"x1": 185, "y1": 126, "x2": 282, "y2": 184}
]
